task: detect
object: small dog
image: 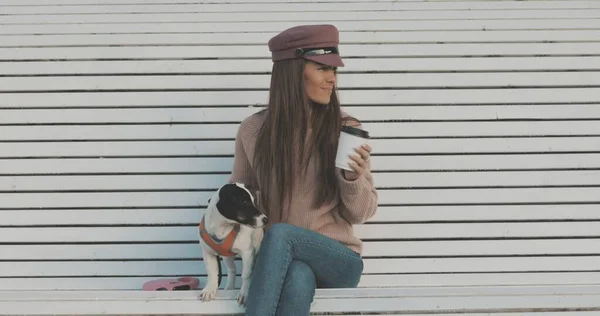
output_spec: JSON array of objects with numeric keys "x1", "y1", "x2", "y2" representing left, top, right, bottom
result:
[{"x1": 198, "y1": 182, "x2": 268, "y2": 305}]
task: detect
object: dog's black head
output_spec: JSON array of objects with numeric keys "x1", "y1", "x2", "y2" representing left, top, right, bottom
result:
[{"x1": 214, "y1": 183, "x2": 268, "y2": 228}]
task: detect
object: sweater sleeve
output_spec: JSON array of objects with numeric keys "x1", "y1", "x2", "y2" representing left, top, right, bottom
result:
[
  {"x1": 336, "y1": 119, "x2": 378, "y2": 224},
  {"x1": 337, "y1": 160, "x2": 378, "y2": 224}
]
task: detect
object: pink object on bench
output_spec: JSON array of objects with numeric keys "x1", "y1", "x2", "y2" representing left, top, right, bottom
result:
[{"x1": 142, "y1": 277, "x2": 200, "y2": 291}]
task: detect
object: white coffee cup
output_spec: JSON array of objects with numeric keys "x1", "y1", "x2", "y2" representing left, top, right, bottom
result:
[{"x1": 335, "y1": 125, "x2": 370, "y2": 171}]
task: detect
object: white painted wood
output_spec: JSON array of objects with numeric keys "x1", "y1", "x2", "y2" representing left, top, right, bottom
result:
[
  {"x1": 1, "y1": 1, "x2": 599, "y2": 313},
  {"x1": 2, "y1": 104, "x2": 599, "y2": 124},
  {"x1": 3, "y1": 170, "x2": 600, "y2": 191},
  {"x1": 2, "y1": 0, "x2": 598, "y2": 6},
  {"x1": 4, "y1": 1, "x2": 600, "y2": 14},
  {"x1": 2, "y1": 205, "x2": 600, "y2": 226},
  {"x1": 4, "y1": 273, "x2": 600, "y2": 291},
  {"x1": 5, "y1": 72, "x2": 600, "y2": 91},
  {"x1": 1, "y1": 138, "x2": 598, "y2": 158},
  {"x1": 1, "y1": 122, "x2": 599, "y2": 140},
  {"x1": 6, "y1": 30, "x2": 600, "y2": 47},
  {"x1": 3, "y1": 19, "x2": 600, "y2": 35},
  {"x1": 4, "y1": 43, "x2": 600, "y2": 60},
  {"x1": 3, "y1": 239, "x2": 600, "y2": 261},
  {"x1": 4, "y1": 222, "x2": 600, "y2": 242},
  {"x1": 2, "y1": 154, "x2": 600, "y2": 175},
  {"x1": 3, "y1": 57, "x2": 600, "y2": 75},
  {"x1": 3, "y1": 10, "x2": 599, "y2": 24},
  {"x1": 1, "y1": 288, "x2": 600, "y2": 315},
  {"x1": 5, "y1": 257, "x2": 600, "y2": 277},
  {"x1": 5, "y1": 286, "x2": 600, "y2": 300},
  {"x1": 4, "y1": 89, "x2": 600, "y2": 108}
]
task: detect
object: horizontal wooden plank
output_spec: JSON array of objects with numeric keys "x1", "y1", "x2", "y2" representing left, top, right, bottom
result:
[
  {"x1": 4, "y1": 89, "x2": 600, "y2": 108},
  {"x1": 3, "y1": 239, "x2": 600, "y2": 261},
  {"x1": 2, "y1": 105, "x2": 599, "y2": 124},
  {"x1": 5, "y1": 72, "x2": 600, "y2": 91},
  {"x1": 1, "y1": 0, "x2": 598, "y2": 7},
  {"x1": 1, "y1": 287, "x2": 599, "y2": 315},
  {"x1": 4, "y1": 19, "x2": 600, "y2": 35},
  {"x1": 4, "y1": 43, "x2": 600, "y2": 60},
  {"x1": 1, "y1": 138, "x2": 599, "y2": 158},
  {"x1": 3, "y1": 57, "x2": 600, "y2": 75},
  {"x1": 4, "y1": 272, "x2": 600, "y2": 290},
  {"x1": 4, "y1": 1, "x2": 600, "y2": 14},
  {"x1": 3, "y1": 170, "x2": 600, "y2": 192},
  {"x1": 4, "y1": 257, "x2": 600, "y2": 277},
  {"x1": 4, "y1": 286, "x2": 600, "y2": 301},
  {"x1": 3, "y1": 154, "x2": 600, "y2": 175},
  {"x1": 2, "y1": 205, "x2": 600, "y2": 226},
  {"x1": 3, "y1": 10, "x2": 600, "y2": 24},
  {"x1": 6, "y1": 30, "x2": 600, "y2": 47},
  {"x1": 2, "y1": 187, "x2": 597, "y2": 208},
  {"x1": 1, "y1": 122, "x2": 599, "y2": 141},
  {"x1": 4, "y1": 222, "x2": 600, "y2": 242},
  {"x1": 3, "y1": 294, "x2": 600, "y2": 315}
]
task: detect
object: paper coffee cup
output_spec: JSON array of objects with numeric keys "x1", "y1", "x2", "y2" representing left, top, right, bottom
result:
[{"x1": 335, "y1": 125, "x2": 370, "y2": 171}]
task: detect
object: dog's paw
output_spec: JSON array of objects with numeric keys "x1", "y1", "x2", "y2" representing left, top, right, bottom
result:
[
  {"x1": 237, "y1": 291, "x2": 248, "y2": 306},
  {"x1": 198, "y1": 287, "x2": 217, "y2": 302}
]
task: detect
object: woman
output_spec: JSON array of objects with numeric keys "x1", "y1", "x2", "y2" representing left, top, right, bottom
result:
[{"x1": 228, "y1": 24, "x2": 378, "y2": 316}]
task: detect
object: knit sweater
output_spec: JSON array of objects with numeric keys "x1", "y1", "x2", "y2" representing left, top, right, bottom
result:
[{"x1": 228, "y1": 110, "x2": 378, "y2": 255}]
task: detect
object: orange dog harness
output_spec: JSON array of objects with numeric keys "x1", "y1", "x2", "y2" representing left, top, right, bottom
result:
[{"x1": 199, "y1": 215, "x2": 240, "y2": 257}]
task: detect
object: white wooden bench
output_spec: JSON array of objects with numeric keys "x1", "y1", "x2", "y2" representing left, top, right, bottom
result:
[{"x1": 2, "y1": 0, "x2": 600, "y2": 314}]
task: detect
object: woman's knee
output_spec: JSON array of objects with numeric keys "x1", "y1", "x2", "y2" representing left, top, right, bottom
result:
[{"x1": 263, "y1": 223, "x2": 296, "y2": 244}]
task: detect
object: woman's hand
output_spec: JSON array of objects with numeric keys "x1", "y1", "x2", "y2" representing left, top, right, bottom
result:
[{"x1": 343, "y1": 144, "x2": 371, "y2": 181}]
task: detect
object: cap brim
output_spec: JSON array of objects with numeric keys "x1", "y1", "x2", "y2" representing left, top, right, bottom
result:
[{"x1": 303, "y1": 54, "x2": 344, "y2": 67}]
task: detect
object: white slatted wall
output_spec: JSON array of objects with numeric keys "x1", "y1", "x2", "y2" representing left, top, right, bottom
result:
[{"x1": 1, "y1": 0, "x2": 600, "y2": 291}]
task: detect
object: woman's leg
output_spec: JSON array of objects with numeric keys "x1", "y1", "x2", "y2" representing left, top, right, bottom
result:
[
  {"x1": 244, "y1": 223, "x2": 363, "y2": 316},
  {"x1": 275, "y1": 260, "x2": 315, "y2": 316}
]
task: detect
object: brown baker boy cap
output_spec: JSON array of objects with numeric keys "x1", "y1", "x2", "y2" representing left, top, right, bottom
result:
[{"x1": 268, "y1": 24, "x2": 344, "y2": 67}]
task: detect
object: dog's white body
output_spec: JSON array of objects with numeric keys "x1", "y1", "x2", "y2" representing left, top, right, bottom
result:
[{"x1": 198, "y1": 183, "x2": 266, "y2": 305}]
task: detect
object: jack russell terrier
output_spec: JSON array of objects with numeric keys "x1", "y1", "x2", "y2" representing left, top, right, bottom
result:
[{"x1": 198, "y1": 182, "x2": 268, "y2": 305}]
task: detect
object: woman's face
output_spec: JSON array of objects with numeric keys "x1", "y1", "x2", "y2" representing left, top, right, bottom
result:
[{"x1": 303, "y1": 61, "x2": 337, "y2": 105}]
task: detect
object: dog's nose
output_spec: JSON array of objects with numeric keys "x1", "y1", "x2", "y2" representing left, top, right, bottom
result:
[{"x1": 262, "y1": 217, "x2": 268, "y2": 224}]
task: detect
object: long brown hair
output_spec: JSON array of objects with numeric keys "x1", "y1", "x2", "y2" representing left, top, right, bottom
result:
[{"x1": 252, "y1": 58, "x2": 356, "y2": 220}]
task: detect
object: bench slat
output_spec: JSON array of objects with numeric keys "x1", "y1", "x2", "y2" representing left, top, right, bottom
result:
[
  {"x1": 1, "y1": 104, "x2": 598, "y2": 123},
  {"x1": 5, "y1": 72, "x2": 600, "y2": 91},
  {"x1": 1, "y1": 122, "x2": 598, "y2": 140},
  {"x1": 3, "y1": 19, "x2": 600, "y2": 35},
  {"x1": 1, "y1": 138, "x2": 598, "y2": 157},
  {"x1": 1, "y1": 187, "x2": 600, "y2": 208},
  {"x1": 3, "y1": 223, "x2": 600, "y2": 242},
  {"x1": 3, "y1": 1, "x2": 600, "y2": 14},
  {"x1": 4, "y1": 57, "x2": 600, "y2": 75},
  {"x1": 3, "y1": 10, "x2": 599, "y2": 24},
  {"x1": 5, "y1": 30, "x2": 600, "y2": 47},
  {"x1": 4, "y1": 170, "x2": 600, "y2": 191},
  {"x1": 2, "y1": 155, "x2": 600, "y2": 174},
  {"x1": 2, "y1": 205, "x2": 600, "y2": 226},
  {"x1": 3, "y1": 89, "x2": 600, "y2": 108},
  {"x1": 3, "y1": 239, "x2": 600, "y2": 260},
  {"x1": 4, "y1": 257, "x2": 600, "y2": 277},
  {"x1": 3, "y1": 273, "x2": 600, "y2": 290},
  {"x1": 1, "y1": 0, "x2": 597, "y2": 6},
  {"x1": 0, "y1": 293, "x2": 600, "y2": 315},
  {"x1": 4, "y1": 43, "x2": 600, "y2": 60}
]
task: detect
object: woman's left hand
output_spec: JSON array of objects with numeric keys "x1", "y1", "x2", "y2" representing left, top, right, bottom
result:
[{"x1": 343, "y1": 144, "x2": 371, "y2": 181}]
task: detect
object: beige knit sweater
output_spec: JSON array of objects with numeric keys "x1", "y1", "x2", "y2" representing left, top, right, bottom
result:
[{"x1": 228, "y1": 110, "x2": 378, "y2": 254}]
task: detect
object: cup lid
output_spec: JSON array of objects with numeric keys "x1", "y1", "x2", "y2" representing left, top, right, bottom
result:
[{"x1": 341, "y1": 125, "x2": 369, "y2": 138}]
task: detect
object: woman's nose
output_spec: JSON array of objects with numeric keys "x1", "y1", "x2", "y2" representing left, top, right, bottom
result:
[{"x1": 326, "y1": 71, "x2": 336, "y2": 84}]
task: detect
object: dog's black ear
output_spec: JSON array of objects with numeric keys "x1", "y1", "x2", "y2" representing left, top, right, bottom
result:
[{"x1": 208, "y1": 197, "x2": 212, "y2": 203}]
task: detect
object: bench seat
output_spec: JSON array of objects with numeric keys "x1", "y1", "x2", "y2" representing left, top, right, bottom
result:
[{"x1": 3, "y1": 286, "x2": 600, "y2": 315}]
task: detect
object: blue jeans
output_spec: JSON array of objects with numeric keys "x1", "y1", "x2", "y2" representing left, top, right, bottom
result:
[{"x1": 243, "y1": 223, "x2": 364, "y2": 316}]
